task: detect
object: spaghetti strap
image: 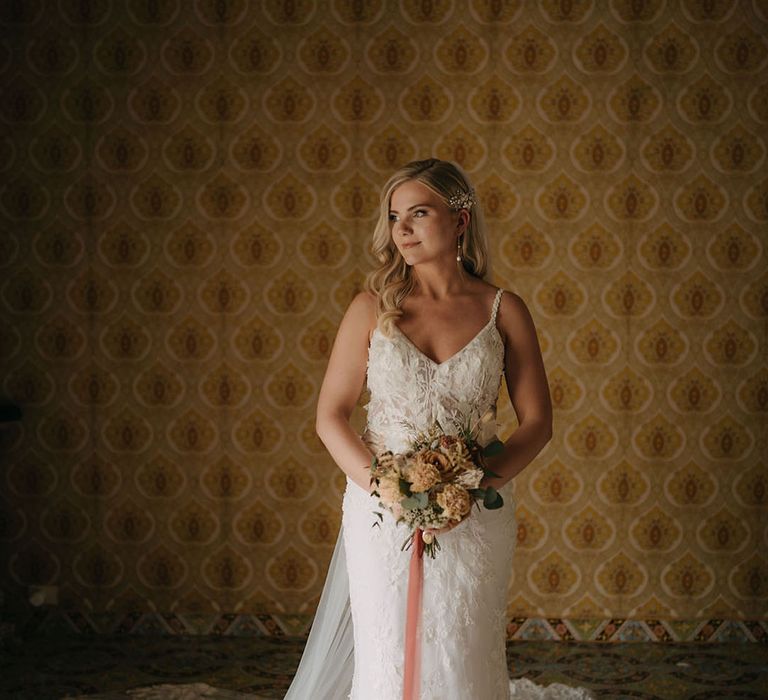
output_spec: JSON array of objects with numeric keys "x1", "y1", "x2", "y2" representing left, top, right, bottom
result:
[{"x1": 490, "y1": 287, "x2": 503, "y2": 323}]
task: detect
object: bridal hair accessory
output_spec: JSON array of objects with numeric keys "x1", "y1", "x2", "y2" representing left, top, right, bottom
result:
[{"x1": 447, "y1": 187, "x2": 476, "y2": 211}]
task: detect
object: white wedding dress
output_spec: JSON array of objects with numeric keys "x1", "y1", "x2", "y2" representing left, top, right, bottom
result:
[{"x1": 285, "y1": 287, "x2": 595, "y2": 700}]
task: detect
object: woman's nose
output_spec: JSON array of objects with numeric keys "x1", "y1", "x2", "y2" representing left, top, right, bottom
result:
[{"x1": 395, "y1": 218, "x2": 412, "y2": 235}]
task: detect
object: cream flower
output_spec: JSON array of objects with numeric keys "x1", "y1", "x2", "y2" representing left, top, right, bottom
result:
[
  {"x1": 377, "y1": 471, "x2": 403, "y2": 507},
  {"x1": 437, "y1": 484, "x2": 471, "y2": 521},
  {"x1": 455, "y1": 466, "x2": 484, "y2": 490}
]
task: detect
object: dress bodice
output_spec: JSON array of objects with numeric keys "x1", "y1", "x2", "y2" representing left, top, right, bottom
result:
[{"x1": 361, "y1": 288, "x2": 505, "y2": 455}]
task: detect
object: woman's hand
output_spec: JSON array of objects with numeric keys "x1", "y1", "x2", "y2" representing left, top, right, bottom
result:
[{"x1": 424, "y1": 512, "x2": 470, "y2": 538}]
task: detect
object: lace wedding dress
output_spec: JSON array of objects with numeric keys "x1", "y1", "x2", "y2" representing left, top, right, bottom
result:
[{"x1": 286, "y1": 287, "x2": 595, "y2": 700}]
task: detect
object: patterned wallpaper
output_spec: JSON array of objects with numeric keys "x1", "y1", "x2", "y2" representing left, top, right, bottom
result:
[{"x1": 0, "y1": 0, "x2": 766, "y2": 630}]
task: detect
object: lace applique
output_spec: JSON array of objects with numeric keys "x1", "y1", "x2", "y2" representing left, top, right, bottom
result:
[{"x1": 363, "y1": 288, "x2": 505, "y2": 455}]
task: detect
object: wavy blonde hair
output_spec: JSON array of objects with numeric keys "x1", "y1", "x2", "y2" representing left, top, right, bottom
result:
[{"x1": 362, "y1": 158, "x2": 493, "y2": 337}]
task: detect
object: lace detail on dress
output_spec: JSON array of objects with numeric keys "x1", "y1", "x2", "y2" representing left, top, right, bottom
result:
[
  {"x1": 363, "y1": 287, "x2": 505, "y2": 455},
  {"x1": 342, "y1": 287, "x2": 595, "y2": 700},
  {"x1": 509, "y1": 678, "x2": 597, "y2": 699}
]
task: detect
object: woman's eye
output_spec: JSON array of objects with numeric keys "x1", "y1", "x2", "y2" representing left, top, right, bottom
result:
[
  {"x1": 414, "y1": 210, "x2": 427, "y2": 217},
  {"x1": 388, "y1": 213, "x2": 398, "y2": 222}
]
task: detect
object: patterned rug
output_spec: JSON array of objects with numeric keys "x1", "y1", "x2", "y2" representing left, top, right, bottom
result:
[
  {"x1": 3, "y1": 633, "x2": 763, "y2": 699},
  {"x1": 65, "y1": 684, "x2": 266, "y2": 699}
]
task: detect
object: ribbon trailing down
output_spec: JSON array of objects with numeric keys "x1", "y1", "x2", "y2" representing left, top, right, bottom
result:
[{"x1": 403, "y1": 527, "x2": 425, "y2": 700}]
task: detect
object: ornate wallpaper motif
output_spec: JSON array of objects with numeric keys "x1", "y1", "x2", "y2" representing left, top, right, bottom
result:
[{"x1": 0, "y1": 0, "x2": 766, "y2": 630}]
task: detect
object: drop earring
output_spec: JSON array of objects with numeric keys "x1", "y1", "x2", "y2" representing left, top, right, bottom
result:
[{"x1": 456, "y1": 235, "x2": 463, "y2": 262}]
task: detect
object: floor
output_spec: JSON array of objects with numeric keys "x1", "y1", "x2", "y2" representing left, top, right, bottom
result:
[{"x1": 0, "y1": 634, "x2": 766, "y2": 699}]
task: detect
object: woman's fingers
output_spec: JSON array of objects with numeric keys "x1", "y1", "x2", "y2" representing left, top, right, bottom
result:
[{"x1": 426, "y1": 517, "x2": 465, "y2": 536}]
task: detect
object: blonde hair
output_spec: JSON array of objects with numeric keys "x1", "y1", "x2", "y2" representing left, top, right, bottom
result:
[{"x1": 362, "y1": 158, "x2": 493, "y2": 338}]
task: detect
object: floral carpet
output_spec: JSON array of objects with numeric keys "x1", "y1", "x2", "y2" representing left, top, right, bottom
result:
[{"x1": 0, "y1": 634, "x2": 765, "y2": 699}]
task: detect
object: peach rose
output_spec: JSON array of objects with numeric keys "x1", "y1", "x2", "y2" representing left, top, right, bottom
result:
[
  {"x1": 437, "y1": 484, "x2": 471, "y2": 521},
  {"x1": 419, "y1": 448, "x2": 453, "y2": 478},
  {"x1": 407, "y1": 457, "x2": 441, "y2": 493}
]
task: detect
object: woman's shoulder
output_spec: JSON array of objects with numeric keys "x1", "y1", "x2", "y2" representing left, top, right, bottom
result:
[
  {"x1": 493, "y1": 284, "x2": 522, "y2": 304},
  {"x1": 350, "y1": 289, "x2": 377, "y2": 313},
  {"x1": 494, "y1": 287, "x2": 536, "y2": 345},
  {"x1": 470, "y1": 281, "x2": 518, "y2": 315},
  {"x1": 348, "y1": 290, "x2": 378, "y2": 342}
]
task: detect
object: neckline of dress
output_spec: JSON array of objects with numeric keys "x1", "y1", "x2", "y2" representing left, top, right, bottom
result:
[
  {"x1": 373, "y1": 287, "x2": 503, "y2": 367},
  {"x1": 389, "y1": 317, "x2": 498, "y2": 367}
]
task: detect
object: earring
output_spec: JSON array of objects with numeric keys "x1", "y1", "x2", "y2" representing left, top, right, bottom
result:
[{"x1": 456, "y1": 235, "x2": 463, "y2": 262}]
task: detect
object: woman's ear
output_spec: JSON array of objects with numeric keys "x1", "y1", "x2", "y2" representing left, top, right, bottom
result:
[{"x1": 456, "y1": 209, "x2": 470, "y2": 234}]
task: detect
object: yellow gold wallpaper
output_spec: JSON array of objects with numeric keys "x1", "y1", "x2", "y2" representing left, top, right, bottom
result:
[{"x1": 0, "y1": 0, "x2": 767, "y2": 636}]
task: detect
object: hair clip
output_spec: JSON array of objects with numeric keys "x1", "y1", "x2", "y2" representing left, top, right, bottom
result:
[{"x1": 447, "y1": 187, "x2": 476, "y2": 211}]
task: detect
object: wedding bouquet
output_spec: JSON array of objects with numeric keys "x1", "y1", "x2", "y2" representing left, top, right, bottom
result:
[{"x1": 367, "y1": 408, "x2": 505, "y2": 558}]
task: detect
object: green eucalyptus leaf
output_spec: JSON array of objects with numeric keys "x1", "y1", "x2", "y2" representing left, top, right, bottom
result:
[
  {"x1": 483, "y1": 486, "x2": 503, "y2": 509},
  {"x1": 401, "y1": 496, "x2": 422, "y2": 510},
  {"x1": 482, "y1": 439, "x2": 504, "y2": 457}
]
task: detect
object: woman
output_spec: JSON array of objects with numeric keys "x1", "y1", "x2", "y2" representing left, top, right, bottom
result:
[{"x1": 286, "y1": 159, "x2": 594, "y2": 699}]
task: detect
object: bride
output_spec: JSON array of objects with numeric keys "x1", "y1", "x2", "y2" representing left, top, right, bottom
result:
[{"x1": 286, "y1": 159, "x2": 595, "y2": 699}]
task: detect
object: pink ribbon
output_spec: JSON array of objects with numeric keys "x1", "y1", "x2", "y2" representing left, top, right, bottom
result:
[{"x1": 403, "y1": 527, "x2": 424, "y2": 700}]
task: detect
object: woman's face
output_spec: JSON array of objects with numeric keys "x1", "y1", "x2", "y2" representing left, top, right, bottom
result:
[{"x1": 388, "y1": 179, "x2": 466, "y2": 265}]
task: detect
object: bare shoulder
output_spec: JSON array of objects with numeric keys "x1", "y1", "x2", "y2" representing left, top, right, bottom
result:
[
  {"x1": 496, "y1": 289, "x2": 538, "y2": 346},
  {"x1": 353, "y1": 289, "x2": 377, "y2": 309},
  {"x1": 345, "y1": 289, "x2": 378, "y2": 342},
  {"x1": 348, "y1": 289, "x2": 377, "y2": 320}
]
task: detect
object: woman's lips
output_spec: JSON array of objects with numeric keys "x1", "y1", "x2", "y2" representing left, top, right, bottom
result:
[{"x1": 402, "y1": 242, "x2": 420, "y2": 249}]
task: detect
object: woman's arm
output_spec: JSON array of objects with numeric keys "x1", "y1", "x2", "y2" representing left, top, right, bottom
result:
[
  {"x1": 315, "y1": 290, "x2": 377, "y2": 494},
  {"x1": 483, "y1": 291, "x2": 553, "y2": 490}
]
